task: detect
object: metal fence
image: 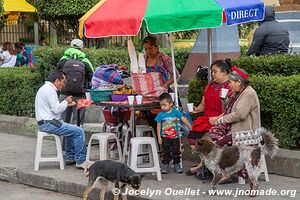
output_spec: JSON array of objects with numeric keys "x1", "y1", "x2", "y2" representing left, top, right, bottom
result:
[
  {"x1": 0, "y1": 21, "x2": 140, "y2": 47},
  {"x1": 0, "y1": 23, "x2": 34, "y2": 44}
]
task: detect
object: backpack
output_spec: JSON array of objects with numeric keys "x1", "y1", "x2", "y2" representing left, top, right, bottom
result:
[{"x1": 61, "y1": 58, "x2": 86, "y2": 94}]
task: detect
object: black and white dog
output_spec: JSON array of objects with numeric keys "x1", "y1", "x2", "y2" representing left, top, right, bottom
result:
[
  {"x1": 195, "y1": 128, "x2": 278, "y2": 197},
  {"x1": 83, "y1": 160, "x2": 143, "y2": 200}
]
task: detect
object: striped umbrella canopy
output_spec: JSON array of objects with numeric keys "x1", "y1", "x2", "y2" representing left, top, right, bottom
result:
[
  {"x1": 78, "y1": 0, "x2": 264, "y2": 107},
  {"x1": 79, "y1": 0, "x2": 264, "y2": 38}
]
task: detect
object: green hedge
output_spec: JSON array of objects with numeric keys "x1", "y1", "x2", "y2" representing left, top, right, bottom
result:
[
  {"x1": 33, "y1": 47, "x2": 191, "y2": 81},
  {"x1": 239, "y1": 45, "x2": 249, "y2": 57},
  {"x1": 188, "y1": 77, "x2": 206, "y2": 107},
  {"x1": 232, "y1": 54, "x2": 300, "y2": 76},
  {"x1": 188, "y1": 74, "x2": 300, "y2": 149},
  {"x1": 33, "y1": 47, "x2": 300, "y2": 80},
  {"x1": 0, "y1": 68, "x2": 42, "y2": 117}
]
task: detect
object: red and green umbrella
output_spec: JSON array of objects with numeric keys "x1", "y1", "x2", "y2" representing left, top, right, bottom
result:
[
  {"x1": 79, "y1": 0, "x2": 264, "y2": 38},
  {"x1": 79, "y1": 0, "x2": 264, "y2": 107}
]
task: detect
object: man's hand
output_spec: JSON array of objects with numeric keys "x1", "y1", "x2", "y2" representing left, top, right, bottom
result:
[{"x1": 66, "y1": 96, "x2": 73, "y2": 104}]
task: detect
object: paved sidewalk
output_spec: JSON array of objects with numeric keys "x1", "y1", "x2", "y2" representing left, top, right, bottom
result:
[
  {"x1": 0, "y1": 181, "x2": 80, "y2": 200},
  {"x1": 0, "y1": 132, "x2": 299, "y2": 200}
]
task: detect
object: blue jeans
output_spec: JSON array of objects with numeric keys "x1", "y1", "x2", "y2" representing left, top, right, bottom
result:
[{"x1": 38, "y1": 120, "x2": 86, "y2": 165}]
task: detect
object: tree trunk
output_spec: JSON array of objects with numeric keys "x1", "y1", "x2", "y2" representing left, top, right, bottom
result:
[
  {"x1": 160, "y1": 34, "x2": 170, "y2": 48},
  {"x1": 96, "y1": 37, "x2": 111, "y2": 48},
  {"x1": 49, "y1": 22, "x2": 57, "y2": 47}
]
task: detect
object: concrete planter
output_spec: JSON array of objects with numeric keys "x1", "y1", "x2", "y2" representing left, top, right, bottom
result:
[
  {"x1": 277, "y1": 0, "x2": 300, "y2": 11},
  {"x1": 280, "y1": 0, "x2": 300, "y2": 5}
]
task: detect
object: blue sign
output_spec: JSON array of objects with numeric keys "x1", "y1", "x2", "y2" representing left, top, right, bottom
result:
[{"x1": 216, "y1": 0, "x2": 265, "y2": 25}]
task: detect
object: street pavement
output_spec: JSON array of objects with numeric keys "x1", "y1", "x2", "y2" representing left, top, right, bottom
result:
[
  {"x1": 0, "y1": 132, "x2": 299, "y2": 200},
  {"x1": 0, "y1": 180, "x2": 80, "y2": 200}
]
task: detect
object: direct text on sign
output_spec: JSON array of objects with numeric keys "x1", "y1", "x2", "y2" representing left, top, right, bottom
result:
[{"x1": 231, "y1": 8, "x2": 259, "y2": 20}]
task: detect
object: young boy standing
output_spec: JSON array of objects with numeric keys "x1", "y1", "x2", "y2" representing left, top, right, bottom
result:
[{"x1": 155, "y1": 93, "x2": 192, "y2": 174}]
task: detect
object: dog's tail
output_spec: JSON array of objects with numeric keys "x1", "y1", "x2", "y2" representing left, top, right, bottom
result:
[{"x1": 258, "y1": 128, "x2": 279, "y2": 159}]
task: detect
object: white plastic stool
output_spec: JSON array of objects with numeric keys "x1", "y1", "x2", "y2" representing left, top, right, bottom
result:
[
  {"x1": 34, "y1": 131, "x2": 64, "y2": 171},
  {"x1": 123, "y1": 125, "x2": 159, "y2": 162},
  {"x1": 102, "y1": 122, "x2": 116, "y2": 133},
  {"x1": 136, "y1": 125, "x2": 159, "y2": 164},
  {"x1": 128, "y1": 137, "x2": 162, "y2": 181},
  {"x1": 135, "y1": 125, "x2": 156, "y2": 137},
  {"x1": 121, "y1": 124, "x2": 130, "y2": 162},
  {"x1": 82, "y1": 123, "x2": 104, "y2": 133},
  {"x1": 234, "y1": 130, "x2": 269, "y2": 184},
  {"x1": 86, "y1": 133, "x2": 122, "y2": 163}
]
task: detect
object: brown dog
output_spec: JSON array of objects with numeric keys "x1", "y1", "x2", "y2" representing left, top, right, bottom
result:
[{"x1": 195, "y1": 128, "x2": 278, "y2": 196}]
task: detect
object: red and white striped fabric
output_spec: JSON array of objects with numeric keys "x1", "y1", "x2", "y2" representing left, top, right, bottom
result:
[{"x1": 131, "y1": 72, "x2": 167, "y2": 97}]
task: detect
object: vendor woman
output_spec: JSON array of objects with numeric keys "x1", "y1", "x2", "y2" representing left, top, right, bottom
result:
[{"x1": 143, "y1": 35, "x2": 179, "y2": 91}]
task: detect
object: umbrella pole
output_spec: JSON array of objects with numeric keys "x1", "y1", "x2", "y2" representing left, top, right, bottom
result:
[
  {"x1": 168, "y1": 33, "x2": 179, "y2": 108},
  {"x1": 207, "y1": 28, "x2": 213, "y2": 81}
]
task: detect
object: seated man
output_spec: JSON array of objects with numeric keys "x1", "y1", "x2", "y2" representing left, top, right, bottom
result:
[{"x1": 35, "y1": 70, "x2": 91, "y2": 169}]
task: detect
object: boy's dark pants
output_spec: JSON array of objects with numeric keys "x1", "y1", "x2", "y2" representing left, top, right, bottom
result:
[{"x1": 161, "y1": 137, "x2": 181, "y2": 165}]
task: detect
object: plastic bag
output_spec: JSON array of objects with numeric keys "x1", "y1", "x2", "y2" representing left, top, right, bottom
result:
[
  {"x1": 131, "y1": 72, "x2": 166, "y2": 97},
  {"x1": 128, "y1": 40, "x2": 138, "y2": 73}
]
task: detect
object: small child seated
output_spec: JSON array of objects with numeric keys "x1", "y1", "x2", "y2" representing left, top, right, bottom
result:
[{"x1": 155, "y1": 93, "x2": 192, "y2": 174}]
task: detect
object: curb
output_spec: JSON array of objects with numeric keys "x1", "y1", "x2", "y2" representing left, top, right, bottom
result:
[
  {"x1": 266, "y1": 149, "x2": 300, "y2": 178},
  {"x1": 0, "y1": 114, "x2": 38, "y2": 138},
  {"x1": 0, "y1": 166, "x2": 148, "y2": 200}
]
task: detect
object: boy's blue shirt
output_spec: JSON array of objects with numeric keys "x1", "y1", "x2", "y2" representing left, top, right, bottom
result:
[{"x1": 155, "y1": 107, "x2": 183, "y2": 139}]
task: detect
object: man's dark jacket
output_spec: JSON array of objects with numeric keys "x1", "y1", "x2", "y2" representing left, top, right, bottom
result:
[{"x1": 247, "y1": 6, "x2": 290, "y2": 56}]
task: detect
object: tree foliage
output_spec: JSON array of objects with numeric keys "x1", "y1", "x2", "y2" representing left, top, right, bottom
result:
[
  {"x1": 0, "y1": 0, "x2": 5, "y2": 32},
  {"x1": 0, "y1": 0, "x2": 3, "y2": 16},
  {"x1": 34, "y1": 0, "x2": 99, "y2": 40},
  {"x1": 238, "y1": 22, "x2": 258, "y2": 39},
  {"x1": 34, "y1": 0, "x2": 99, "y2": 20}
]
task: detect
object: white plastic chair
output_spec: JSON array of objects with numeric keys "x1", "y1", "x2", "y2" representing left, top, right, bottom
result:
[{"x1": 34, "y1": 131, "x2": 64, "y2": 171}]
